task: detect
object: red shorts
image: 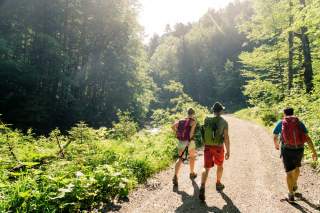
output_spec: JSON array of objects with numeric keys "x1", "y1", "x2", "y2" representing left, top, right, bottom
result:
[{"x1": 204, "y1": 145, "x2": 224, "y2": 168}]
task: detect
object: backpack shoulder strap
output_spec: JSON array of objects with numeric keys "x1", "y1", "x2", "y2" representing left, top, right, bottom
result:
[{"x1": 204, "y1": 115, "x2": 214, "y2": 124}]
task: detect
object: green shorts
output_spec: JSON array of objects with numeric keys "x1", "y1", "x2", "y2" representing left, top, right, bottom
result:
[{"x1": 177, "y1": 140, "x2": 196, "y2": 152}]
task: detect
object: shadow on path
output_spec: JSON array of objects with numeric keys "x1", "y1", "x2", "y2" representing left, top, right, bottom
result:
[
  {"x1": 285, "y1": 195, "x2": 320, "y2": 213},
  {"x1": 300, "y1": 197, "x2": 320, "y2": 211},
  {"x1": 174, "y1": 180, "x2": 241, "y2": 213}
]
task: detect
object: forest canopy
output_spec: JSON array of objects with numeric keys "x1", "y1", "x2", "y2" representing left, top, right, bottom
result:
[
  {"x1": 0, "y1": 0, "x2": 154, "y2": 132},
  {"x1": 1, "y1": 0, "x2": 320, "y2": 211},
  {"x1": 1, "y1": 0, "x2": 320, "y2": 135}
]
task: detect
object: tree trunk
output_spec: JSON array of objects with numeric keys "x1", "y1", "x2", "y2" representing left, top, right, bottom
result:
[
  {"x1": 298, "y1": 45, "x2": 304, "y2": 89},
  {"x1": 288, "y1": 32, "x2": 294, "y2": 90},
  {"x1": 300, "y1": 28, "x2": 313, "y2": 93},
  {"x1": 299, "y1": 0, "x2": 313, "y2": 93},
  {"x1": 287, "y1": 0, "x2": 294, "y2": 91}
]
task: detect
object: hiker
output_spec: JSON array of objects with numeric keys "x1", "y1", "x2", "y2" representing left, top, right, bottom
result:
[
  {"x1": 273, "y1": 107, "x2": 318, "y2": 203},
  {"x1": 172, "y1": 108, "x2": 197, "y2": 186},
  {"x1": 199, "y1": 102, "x2": 230, "y2": 201}
]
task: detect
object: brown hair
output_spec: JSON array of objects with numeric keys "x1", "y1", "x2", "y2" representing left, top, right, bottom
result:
[{"x1": 187, "y1": 108, "x2": 195, "y2": 116}]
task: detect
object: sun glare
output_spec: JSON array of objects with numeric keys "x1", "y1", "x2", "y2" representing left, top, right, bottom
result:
[{"x1": 139, "y1": 0, "x2": 235, "y2": 40}]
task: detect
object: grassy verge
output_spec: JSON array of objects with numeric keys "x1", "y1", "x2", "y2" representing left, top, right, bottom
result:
[
  {"x1": 0, "y1": 103, "x2": 208, "y2": 211},
  {"x1": 234, "y1": 108, "x2": 267, "y2": 128},
  {"x1": 0, "y1": 120, "x2": 182, "y2": 212},
  {"x1": 0, "y1": 81, "x2": 211, "y2": 211},
  {"x1": 235, "y1": 107, "x2": 320, "y2": 170}
]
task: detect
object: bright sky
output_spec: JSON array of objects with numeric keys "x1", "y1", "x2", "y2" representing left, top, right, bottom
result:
[{"x1": 139, "y1": 0, "x2": 235, "y2": 41}]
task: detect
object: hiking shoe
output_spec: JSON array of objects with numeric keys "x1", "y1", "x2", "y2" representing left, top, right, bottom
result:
[
  {"x1": 172, "y1": 175, "x2": 178, "y2": 186},
  {"x1": 288, "y1": 193, "x2": 295, "y2": 203},
  {"x1": 199, "y1": 187, "x2": 205, "y2": 201},
  {"x1": 189, "y1": 172, "x2": 197, "y2": 180},
  {"x1": 216, "y1": 182, "x2": 225, "y2": 192},
  {"x1": 293, "y1": 185, "x2": 298, "y2": 192}
]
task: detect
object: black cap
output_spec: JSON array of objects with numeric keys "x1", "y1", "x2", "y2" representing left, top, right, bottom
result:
[
  {"x1": 284, "y1": 107, "x2": 294, "y2": 116},
  {"x1": 211, "y1": 102, "x2": 225, "y2": 113}
]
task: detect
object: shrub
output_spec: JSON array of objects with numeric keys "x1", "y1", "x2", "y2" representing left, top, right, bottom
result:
[
  {"x1": 0, "y1": 117, "x2": 182, "y2": 211},
  {"x1": 260, "y1": 109, "x2": 279, "y2": 126},
  {"x1": 243, "y1": 80, "x2": 283, "y2": 107},
  {"x1": 151, "y1": 109, "x2": 171, "y2": 127},
  {"x1": 109, "y1": 111, "x2": 138, "y2": 140},
  {"x1": 0, "y1": 84, "x2": 210, "y2": 211}
]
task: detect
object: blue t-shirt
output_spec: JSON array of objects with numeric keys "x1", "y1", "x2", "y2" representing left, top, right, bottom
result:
[{"x1": 273, "y1": 120, "x2": 308, "y2": 135}]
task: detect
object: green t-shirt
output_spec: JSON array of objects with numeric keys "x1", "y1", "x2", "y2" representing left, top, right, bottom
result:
[{"x1": 203, "y1": 115, "x2": 228, "y2": 145}]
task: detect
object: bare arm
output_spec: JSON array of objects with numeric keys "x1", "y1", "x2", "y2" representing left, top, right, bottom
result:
[
  {"x1": 305, "y1": 135, "x2": 318, "y2": 161},
  {"x1": 189, "y1": 120, "x2": 197, "y2": 140},
  {"x1": 273, "y1": 134, "x2": 280, "y2": 150},
  {"x1": 172, "y1": 122, "x2": 178, "y2": 133},
  {"x1": 224, "y1": 128, "x2": 230, "y2": 160}
]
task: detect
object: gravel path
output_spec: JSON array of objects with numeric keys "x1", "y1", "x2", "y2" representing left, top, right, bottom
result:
[{"x1": 110, "y1": 116, "x2": 320, "y2": 213}]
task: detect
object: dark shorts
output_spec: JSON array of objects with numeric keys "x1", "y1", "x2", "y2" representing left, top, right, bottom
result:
[
  {"x1": 281, "y1": 148, "x2": 304, "y2": 173},
  {"x1": 204, "y1": 145, "x2": 224, "y2": 168}
]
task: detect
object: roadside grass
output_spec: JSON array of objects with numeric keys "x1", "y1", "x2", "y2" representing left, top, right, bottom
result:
[
  {"x1": 0, "y1": 97, "x2": 208, "y2": 212},
  {"x1": 235, "y1": 107, "x2": 320, "y2": 170},
  {"x1": 234, "y1": 108, "x2": 267, "y2": 128},
  {"x1": 0, "y1": 120, "x2": 182, "y2": 212}
]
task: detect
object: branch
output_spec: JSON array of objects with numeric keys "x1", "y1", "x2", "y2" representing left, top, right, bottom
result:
[
  {"x1": 55, "y1": 135, "x2": 65, "y2": 158},
  {"x1": 7, "y1": 135, "x2": 18, "y2": 162},
  {"x1": 293, "y1": 32, "x2": 302, "y2": 39},
  {"x1": 62, "y1": 139, "x2": 73, "y2": 151}
]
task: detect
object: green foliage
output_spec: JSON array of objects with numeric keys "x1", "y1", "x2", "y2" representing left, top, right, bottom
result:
[
  {"x1": 68, "y1": 122, "x2": 99, "y2": 144},
  {"x1": 0, "y1": 0, "x2": 154, "y2": 133},
  {"x1": 0, "y1": 118, "x2": 179, "y2": 211},
  {"x1": 238, "y1": 0, "x2": 320, "y2": 161},
  {"x1": 236, "y1": 99, "x2": 320, "y2": 162},
  {"x1": 0, "y1": 84, "x2": 212, "y2": 211},
  {"x1": 259, "y1": 108, "x2": 280, "y2": 127},
  {"x1": 149, "y1": 1, "x2": 251, "y2": 109},
  {"x1": 151, "y1": 109, "x2": 171, "y2": 127},
  {"x1": 243, "y1": 80, "x2": 283, "y2": 107},
  {"x1": 109, "y1": 111, "x2": 138, "y2": 140}
]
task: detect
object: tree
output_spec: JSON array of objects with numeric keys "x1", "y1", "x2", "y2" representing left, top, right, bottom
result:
[
  {"x1": 149, "y1": 1, "x2": 251, "y2": 109},
  {"x1": 0, "y1": 0, "x2": 154, "y2": 133}
]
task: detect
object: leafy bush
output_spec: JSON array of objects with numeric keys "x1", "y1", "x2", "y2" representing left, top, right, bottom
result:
[
  {"x1": 236, "y1": 91, "x2": 320, "y2": 164},
  {"x1": 109, "y1": 111, "x2": 138, "y2": 140},
  {"x1": 260, "y1": 108, "x2": 280, "y2": 126},
  {"x1": 151, "y1": 109, "x2": 172, "y2": 127},
  {"x1": 0, "y1": 117, "x2": 179, "y2": 211},
  {"x1": 0, "y1": 81, "x2": 211, "y2": 211},
  {"x1": 243, "y1": 80, "x2": 283, "y2": 107}
]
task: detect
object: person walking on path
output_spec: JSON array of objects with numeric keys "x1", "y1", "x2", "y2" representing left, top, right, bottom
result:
[
  {"x1": 199, "y1": 102, "x2": 230, "y2": 201},
  {"x1": 273, "y1": 107, "x2": 318, "y2": 203},
  {"x1": 172, "y1": 108, "x2": 198, "y2": 186}
]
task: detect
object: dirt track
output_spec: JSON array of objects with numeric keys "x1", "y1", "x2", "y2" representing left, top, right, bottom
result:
[{"x1": 110, "y1": 116, "x2": 320, "y2": 213}]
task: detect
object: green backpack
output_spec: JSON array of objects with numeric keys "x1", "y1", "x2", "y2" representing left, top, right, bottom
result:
[{"x1": 202, "y1": 116, "x2": 224, "y2": 145}]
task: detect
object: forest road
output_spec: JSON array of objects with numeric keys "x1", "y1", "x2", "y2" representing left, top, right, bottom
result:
[{"x1": 110, "y1": 115, "x2": 320, "y2": 213}]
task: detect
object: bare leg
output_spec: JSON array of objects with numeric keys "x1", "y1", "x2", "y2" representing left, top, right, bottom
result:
[
  {"x1": 286, "y1": 171, "x2": 295, "y2": 194},
  {"x1": 201, "y1": 168, "x2": 210, "y2": 187},
  {"x1": 199, "y1": 167, "x2": 210, "y2": 201},
  {"x1": 217, "y1": 165, "x2": 223, "y2": 183},
  {"x1": 293, "y1": 167, "x2": 300, "y2": 187},
  {"x1": 189, "y1": 149, "x2": 196, "y2": 174},
  {"x1": 174, "y1": 150, "x2": 184, "y2": 177}
]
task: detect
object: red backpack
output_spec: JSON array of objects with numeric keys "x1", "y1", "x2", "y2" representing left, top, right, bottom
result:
[
  {"x1": 281, "y1": 116, "x2": 306, "y2": 147},
  {"x1": 176, "y1": 118, "x2": 193, "y2": 141}
]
